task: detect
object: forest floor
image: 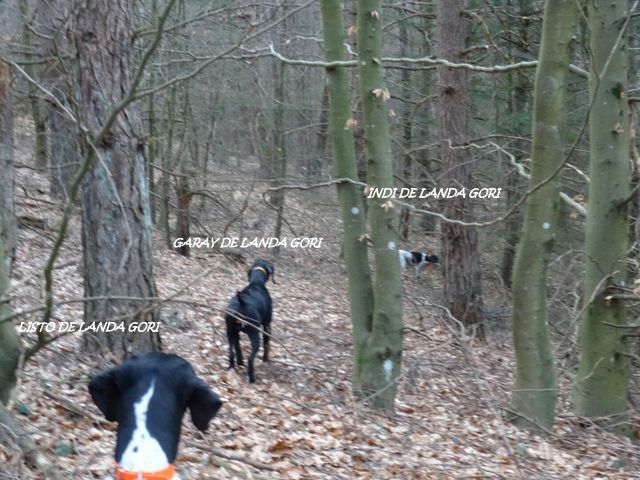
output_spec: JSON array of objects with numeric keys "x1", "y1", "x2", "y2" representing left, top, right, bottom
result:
[{"x1": 2, "y1": 118, "x2": 640, "y2": 479}]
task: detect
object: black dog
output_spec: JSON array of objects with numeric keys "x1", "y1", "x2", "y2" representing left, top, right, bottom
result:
[
  {"x1": 88, "y1": 352, "x2": 222, "y2": 479},
  {"x1": 224, "y1": 259, "x2": 274, "y2": 383}
]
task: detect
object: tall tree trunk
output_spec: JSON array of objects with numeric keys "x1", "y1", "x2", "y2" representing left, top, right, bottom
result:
[
  {"x1": 510, "y1": 0, "x2": 576, "y2": 432},
  {"x1": 355, "y1": 0, "x2": 403, "y2": 410},
  {"x1": 0, "y1": 63, "x2": 21, "y2": 404},
  {"x1": 33, "y1": 0, "x2": 80, "y2": 202},
  {"x1": 0, "y1": 63, "x2": 16, "y2": 273},
  {"x1": 272, "y1": 59, "x2": 287, "y2": 254},
  {"x1": 158, "y1": 83, "x2": 177, "y2": 249},
  {"x1": 19, "y1": 0, "x2": 48, "y2": 171},
  {"x1": 147, "y1": 0, "x2": 158, "y2": 224},
  {"x1": 175, "y1": 169, "x2": 191, "y2": 257},
  {"x1": 320, "y1": 0, "x2": 374, "y2": 400},
  {"x1": 500, "y1": 0, "x2": 533, "y2": 286},
  {"x1": 436, "y1": 0, "x2": 484, "y2": 337},
  {"x1": 48, "y1": 103, "x2": 80, "y2": 202},
  {"x1": 398, "y1": 9, "x2": 412, "y2": 241},
  {"x1": 74, "y1": 0, "x2": 160, "y2": 357},
  {"x1": 572, "y1": 0, "x2": 631, "y2": 436},
  {"x1": 313, "y1": 84, "x2": 330, "y2": 178},
  {"x1": 175, "y1": 87, "x2": 192, "y2": 257},
  {"x1": 0, "y1": 238, "x2": 20, "y2": 405}
]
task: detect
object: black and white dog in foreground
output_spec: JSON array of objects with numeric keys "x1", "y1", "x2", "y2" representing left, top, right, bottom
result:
[
  {"x1": 225, "y1": 259, "x2": 275, "y2": 384},
  {"x1": 399, "y1": 249, "x2": 440, "y2": 279},
  {"x1": 88, "y1": 352, "x2": 222, "y2": 480}
]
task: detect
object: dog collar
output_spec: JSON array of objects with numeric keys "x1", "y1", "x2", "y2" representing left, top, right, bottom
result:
[
  {"x1": 115, "y1": 463, "x2": 175, "y2": 480},
  {"x1": 251, "y1": 266, "x2": 269, "y2": 277}
]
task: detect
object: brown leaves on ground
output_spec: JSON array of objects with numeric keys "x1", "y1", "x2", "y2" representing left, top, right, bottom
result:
[{"x1": 3, "y1": 141, "x2": 640, "y2": 479}]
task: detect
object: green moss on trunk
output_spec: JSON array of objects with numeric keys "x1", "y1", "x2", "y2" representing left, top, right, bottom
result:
[
  {"x1": 572, "y1": 0, "x2": 632, "y2": 436},
  {"x1": 510, "y1": 0, "x2": 577, "y2": 432}
]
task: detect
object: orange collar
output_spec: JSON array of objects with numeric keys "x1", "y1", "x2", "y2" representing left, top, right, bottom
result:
[{"x1": 115, "y1": 463, "x2": 175, "y2": 480}]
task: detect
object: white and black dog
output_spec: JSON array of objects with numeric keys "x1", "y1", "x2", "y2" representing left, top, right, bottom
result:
[
  {"x1": 89, "y1": 352, "x2": 222, "y2": 480},
  {"x1": 398, "y1": 249, "x2": 440, "y2": 279}
]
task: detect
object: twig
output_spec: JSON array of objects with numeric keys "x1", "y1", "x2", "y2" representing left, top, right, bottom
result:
[
  {"x1": 188, "y1": 440, "x2": 277, "y2": 473},
  {"x1": 42, "y1": 391, "x2": 110, "y2": 425},
  {"x1": 0, "y1": 403, "x2": 65, "y2": 480}
]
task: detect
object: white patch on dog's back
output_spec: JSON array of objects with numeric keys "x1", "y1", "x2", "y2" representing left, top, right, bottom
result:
[{"x1": 120, "y1": 380, "x2": 170, "y2": 472}]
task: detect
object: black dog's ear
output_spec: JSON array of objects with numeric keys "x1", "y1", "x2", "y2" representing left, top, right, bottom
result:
[
  {"x1": 88, "y1": 367, "x2": 121, "y2": 422},
  {"x1": 187, "y1": 376, "x2": 222, "y2": 431}
]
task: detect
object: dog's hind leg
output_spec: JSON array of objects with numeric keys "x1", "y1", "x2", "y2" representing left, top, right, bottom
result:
[
  {"x1": 263, "y1": 323, "x2": 271, "y2": 362},
  {"x1": 226, "y1": 322, "x2": 243, "y2": 368},
  {"x1": 234, "y1": 330, "x2": 243, "y2": 367},
  {"x1": 247, "y1": 329, "x2": 260, "y2": 383}
]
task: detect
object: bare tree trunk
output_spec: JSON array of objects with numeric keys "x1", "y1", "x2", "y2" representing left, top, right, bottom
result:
[
  {"x1": 312, "y1": 84, "x2": 330, "y2": 177},
  {"x1": 175, "y1": 171, "x2": 192, "y2": 257},
  {"x1": 272, "y1": 59, "x2": 287, "y2": 254},
  {"x1": 572, "y1": 0, "x2": 632, "y2": 436},
  {"x1": 355, "y1": 0, "x2": 404, "y2": 410},
  {"x1": 436, "y1": 0, "x2": 484, "y2": 337},
  {"x1": 74, "y1": 0, "x2": 160, "y2": 357},
  {"x1": 48, "y1": 102, "x2": 80, "y2": 202},
  {"x1": 19, "y1": 0, "x2": 48, "y2": 171},
  {"x1": 398, "y1": 9, "x2": 413, "y2": 241},
  {"x1": 500, "y1": 0, "x2": 533, "y2": 286},
  {"x1": 0, "y1": 62, "x2": 21, "y2": 404},
  {"x1": 0, "y1": 63, "x2": 16, "y2": 273},
  {"x1": 28, "y1": 0, "x2": 80, "y2": 201},
  {"x1": 320, "y1": 0, "x2": 374, "y2": 403},
  {"x1": 510, "y1": 0, "x2": 576, "y2": 432},
  {"x1": 158, "y1": 83, "x2": 177, "y2": 249}
]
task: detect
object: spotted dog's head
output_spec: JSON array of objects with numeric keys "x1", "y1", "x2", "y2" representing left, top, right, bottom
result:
[{"x1": 89, "y1": 352, "x2": 222, "y2": 474}]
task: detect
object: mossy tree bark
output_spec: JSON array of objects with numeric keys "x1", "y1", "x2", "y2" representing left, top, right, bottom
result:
[
  {"x1": 355, "y1": 0, "x2": 404, "y2": 409},
  {"x1": 436, "y1": 0, "x2": 484, "y2": 337},
  {"x1": 510, "y1": 0, "x2": 577, "y2": 432},
  {"x1": 572, "y1": 0, "x2": 632, "y2": 436},
  {"x1": 0, "y1": 63, "x2": 16, "y2": 273},
  {"x1": 320, "y1": 0, "x2": 374, "y2": 398},
  {"x1": 74, "y1": 0, "x2": 160, "y2": 357},
  {"x1": 0, "y1": 238, "x2": 20, "y2": 404},
  {"x1": 0, "y1": 63, "x2": 21, "y2": 404}
]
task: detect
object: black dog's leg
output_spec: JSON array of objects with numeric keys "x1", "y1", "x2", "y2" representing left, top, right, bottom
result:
[
  {"x1": 226, "y1": 319, "x2": 244, "y2": 368},
  {"x1": 263, "y1": 322, "x2": 271, "y2": 362},
  {"x1": 234, "y1": 330, "x2": 243, "y2": 367},
  {"x1": 226, "y1": 322, "x2": 237, "y2": 368},
  {"x1": 247, "y1": 329, "x2": 260, "y2": 383}
]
